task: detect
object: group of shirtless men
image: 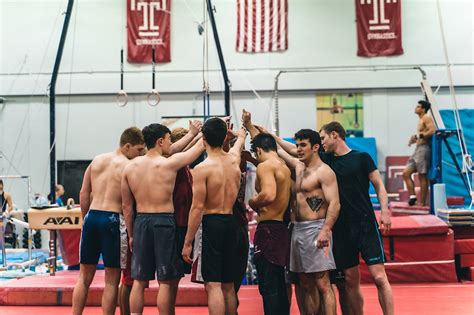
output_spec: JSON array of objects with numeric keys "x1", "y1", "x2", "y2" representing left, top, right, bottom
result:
[{"x1": 72, "y1": 109, "x2": 394, "y2": 315}]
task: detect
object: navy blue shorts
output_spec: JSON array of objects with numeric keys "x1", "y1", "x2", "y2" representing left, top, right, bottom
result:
[{"x1": 80, "y1": 209, "x2": 127, "y2": 269}]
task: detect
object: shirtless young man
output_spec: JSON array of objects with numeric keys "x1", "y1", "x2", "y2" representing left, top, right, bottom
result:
[
  {"x1": 277, "y1": 129, "x2": 340, "y2": 315},
  {"x1": 121, "y1": 121, "x2": 203, "y2": 315},
  {"x1": 248, "y1": 133, "x2": 292, "y2": 315},
  {"x1": 182, "y1": 118, "x2": 247, "y2": 315},
  {"x1": 72, "y1": 127, "x2": 146, "y2": 315},
  {"x1": 402, "y1": 100, "x2": 436, "y2": 206}
]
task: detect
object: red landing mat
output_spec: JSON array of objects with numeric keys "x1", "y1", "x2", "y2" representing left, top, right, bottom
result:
[
  {"x1": 1, "y1": 283, "x2": 474, "y2": 315},
  {"x1": 361, "y1": 214, "x2": 456, "y2": 283},
  {"x1": 455, "y1": 239, "x2": 474, "y2": 254},
  {"x1": 389, "y1": 201, "x2": 430, "y2": 216},
  {"x1": 0, "y1": 272, "x2": 206, "y2": 306},
  {"x1": 459, "y1": 254, "x2": 474, "y2": 268},
  {"x1": 468, "y1": 267, "x2": 474, "y2": 281},
  {"x1": 375, "y1": 212, "x2": 449, "y2": 236}
]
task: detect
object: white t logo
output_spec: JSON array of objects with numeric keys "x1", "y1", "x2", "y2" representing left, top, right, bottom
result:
[
  {"x1": 130, "y1": 0, "x2": 168, "y2": 37},
  {"x1": 361, "y1": 0, "x2": 397, "y2": 31}
]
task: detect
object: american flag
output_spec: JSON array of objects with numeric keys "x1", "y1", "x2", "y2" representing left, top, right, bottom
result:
[{"x1": 236, "y1": 0, "x2": 288, "y2": 53}]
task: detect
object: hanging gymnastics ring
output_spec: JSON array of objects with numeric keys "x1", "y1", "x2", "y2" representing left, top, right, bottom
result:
[
  {"x1": 116, "y1": 90, "x2": 128, "y2": 107},
  {"x1": 147, "y1": 89, "x2": 161, "y2": 107}
]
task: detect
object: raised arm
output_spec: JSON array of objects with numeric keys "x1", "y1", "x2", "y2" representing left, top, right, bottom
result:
[
  {"x1": 182, "y1": 166, "x2": 207, "y2": 264},
  {"x1": 170, "y1": 120, "x2": 202, "y2": 155},
  {"x1": 121, "y1": 168, "x2": 135, "y2": 248},
  {"x1": 229, "y1": 127, "x2": 247, "y2": 160},
  {"x1": 242, "y1": 109, "x2": 261, "y2": 139},
  {"x1": 369, "y1": 169, "x2": 391, "y2": 234},
  {"x1": 276, "y1": 143, "x2": 299, "y2": 171},
  {"x1": 168, "y1": 138, "x2": 205, "y2": 170},
  {"x1": 79, "y1": 165, "x2": 92, "y2": 218},
  {"x1": 183, "y1": 132, "x2": 202, "y2": 152},
  {"x1": 249, "y1": 163, "x2": 276, "y2": 211},
  {"x1": 316, "y1": 167, "x2": 340, "y2": 248},
  {"x1": 253, "y1": 123, "x2": 297, "y2": 157}
]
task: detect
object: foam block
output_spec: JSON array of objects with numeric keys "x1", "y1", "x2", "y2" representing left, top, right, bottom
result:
[
  {"x1": 389, "y1": 201, "x2": 430, "y2": 216},
  {"x1": 375, "y1": 212, "x2": 449, "y2": 236},
  {"x1": 468, "y1": 267, "x2": 474, "y2": 281},
  {"x1": 447, "y1": 196, "x2": 465, "y2": 206},
  {"x1": 455, "y1": 239, "x2": 474, "y2": 254},
  {"x1": 459, "y1": 253, "x2": 474, "y2": 268}
]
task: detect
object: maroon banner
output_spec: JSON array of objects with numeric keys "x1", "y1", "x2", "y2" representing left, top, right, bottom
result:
[
  {"x1": 356, "y1": 0, "x2": 403, "y2": 57},
  {"x1": 127, "y1": 0, "x2": 171, "y2": 63}
]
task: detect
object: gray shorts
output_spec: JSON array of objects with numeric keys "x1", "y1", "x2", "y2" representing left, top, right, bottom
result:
[
  {"x1": 289, "y1": 219, "x2": 336, "y2": 274},
  {"x1": 407, "y1": 144, "x2": 431, "y2": 174}
]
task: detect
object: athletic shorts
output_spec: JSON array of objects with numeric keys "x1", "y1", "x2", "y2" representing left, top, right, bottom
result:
[
  {"x1": 80, "y1": 209, "x2": 127, "y2": 269},
  {"x1": 131, "y1": 213, "x2": 184, "y2": 281},
  {"x1": 332, "y1": 218, "x2": 386, "y2": 270},
  {"x1": 201, "y1": 214, "x2": 238, "y2": 283},
  {"x1": 121, "y1": 247, "x2": 149, "y2": 287},
  {"x1": 290, "y1": 219, "x2": 336, "y2": 273},
  {"x1": 175, "y1": 226, "x2": 192, "y2": 274},
  {"x1": 234, "y1": 224, "x2": 249, "y2": 292},
  {"x1": 406, "y1": 144, "x2": 431, "y2": 174}
]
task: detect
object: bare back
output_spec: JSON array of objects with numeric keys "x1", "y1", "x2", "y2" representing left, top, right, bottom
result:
[
  {"x1": 294, "y1": 161, "x2": 334, "y2": 222},
  {"x1": 255, "y1": 158, "x2": 292, "y2": 221},
  {"x1": 89, "y1": 151, "x2": 130, "y2": 213},
  {"x1": 124, "y1": 154, "x2": 179, "y2": 213},
  {"x1": 198, "y1": 152, "x2": 241, "y2": 215}
]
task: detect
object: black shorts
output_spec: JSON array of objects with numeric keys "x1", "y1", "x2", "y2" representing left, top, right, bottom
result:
[
  {"x1": 131, "y1": 213, "x2": 184, "y2": 281},
  {"x1": 175, "y1": 226, "x2": 192, "y2": 274},
  {"x1": 234, "y1": 224, "x2": 249, "y2": 292},
  {"x1": 201, "y1": 214, "x2": 238, "y2": 283},
  {"x1": 332, "y1": 218, "x2": 386, "y2": 270}
]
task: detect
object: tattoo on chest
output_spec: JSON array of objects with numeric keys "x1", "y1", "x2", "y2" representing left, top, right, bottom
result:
[{"x1": 306, "y1": 196, "x2": 323, "y2": 212}]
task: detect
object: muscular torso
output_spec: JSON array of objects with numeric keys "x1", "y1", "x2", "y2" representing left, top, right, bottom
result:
[
  {"x1": 416, "y1": 116, "x2": 432, "y2": 145},
  {"x1": 200, "y1": 153, "x2": 241, "y2": 215},
  {"x1": 89, "y1": 152, "x2": 130, "y2": 213},
  {"x1": 126, "y1": 155, "x2": 178, "y2": 213},
  {"x1": 294, "y1": 162, "x2": 329, "y2": 222},
  {"x1": 255, "y1": 158, "x2": 291, "y2": 222}
]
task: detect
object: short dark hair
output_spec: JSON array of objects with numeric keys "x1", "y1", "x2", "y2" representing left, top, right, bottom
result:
[
  {"x1": 142, "y1": 123, "x2": 171, "y2": 149},
  {"x1": 294, "y1": 129, "x2": 321, "y2": 147},
  {"x1": 0, "y1": 179, "x2": 3, "y2": 186},
  {"x1": 418, "y1": 100, "x2": 431, "y2": 113},
  {"x1": 251, "y1": 133, "x2": 277, "y2": 153},
  {"x1": 320, "y1": 121, "x2": 346, "y2": 141},
  {"x1": 120, "y1": 127, "x2": 145, "y2": 146},
  {"x1": 202, "y1": 118, "x2": 227, "y2": 148}
]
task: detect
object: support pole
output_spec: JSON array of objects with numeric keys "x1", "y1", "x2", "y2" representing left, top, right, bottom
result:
[
  {"x1": 206, "y1": 0, "x2": 230, "y2": 116},
  {"x1": 48, "y1": 0, "x2": 75, "y2": 275}
]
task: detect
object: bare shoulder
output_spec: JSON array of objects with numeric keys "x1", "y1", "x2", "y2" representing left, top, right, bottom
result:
[
  {"x1": 193, "y1": 161, "x2": 211, "y2": 177},
  {"x1": 318, "y1": 163, "x2": 336, "y2": 182},
  {"x1": 91, "y1": 152, "x2": 114, "y2": 166},
  {"x1": 422, "y1": 114, "x2": 434, "y2": 123},
  {"x1": 257, "y1": 160, "x2": 272, "y2": 170}
]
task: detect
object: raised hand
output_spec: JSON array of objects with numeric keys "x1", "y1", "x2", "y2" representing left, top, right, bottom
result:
[
  {"x1": 189, "y1": 120, "x2": 202, "y2": 136},
  {"x1": 242, "y1": 109, "x2": 251, "y2": 126}
]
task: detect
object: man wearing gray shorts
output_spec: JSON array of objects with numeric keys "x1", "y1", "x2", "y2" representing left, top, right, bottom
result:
[
  {"x1": 403, "y1": 100, "x2": 436, "y2": 206},
  {"x1": 277, "y1": 129, "x2": 340, "y2": 315}
]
